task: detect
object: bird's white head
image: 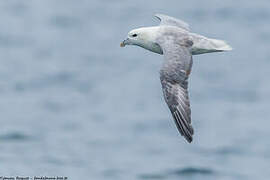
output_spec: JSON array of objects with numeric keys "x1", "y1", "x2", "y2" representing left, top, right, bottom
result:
[{"x1": 120, "y1": 26, "x2": 163, "y2": 54}]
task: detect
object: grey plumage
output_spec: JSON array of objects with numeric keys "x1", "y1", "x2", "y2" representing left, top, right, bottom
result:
[
  {"x1": 121, "y1": 14, "x2": 232, "y2": 143},
  {"x1": 155, "y1": 14, "x2": 232, "y2": 55},
  {"x1": 156, "y1": 26, "x2": 194, "y2": 142},
  {"x1": 155, "y1": 14, "x2": 190, "y2": 31}
]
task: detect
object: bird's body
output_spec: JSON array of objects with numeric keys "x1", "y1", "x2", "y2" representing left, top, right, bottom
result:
[{"x1": 121, "y1": 14, "x2": 232, "y2": 143}]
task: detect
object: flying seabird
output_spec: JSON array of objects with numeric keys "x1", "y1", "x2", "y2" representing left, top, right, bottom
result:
[{"x1": 120, "y1": 14, "x2": 232, "y2": 143}]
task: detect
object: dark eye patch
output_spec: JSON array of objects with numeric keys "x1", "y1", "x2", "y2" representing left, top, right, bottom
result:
[{"x1": 132, "y1": 34, "x2": 137, "y2": 37}]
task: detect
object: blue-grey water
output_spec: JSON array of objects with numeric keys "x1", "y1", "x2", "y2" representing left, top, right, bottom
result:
[{"x1": 0, "y1": 0, "x2": 270, "y2": 179}]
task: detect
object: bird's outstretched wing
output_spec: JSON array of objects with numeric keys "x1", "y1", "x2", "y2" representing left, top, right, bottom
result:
[
  {"x1": 158, "y1": 36, "x2": 194, "y2": 143},
  {"x1": 154, "y1": 14, "x2": 190, "y2": 31}
]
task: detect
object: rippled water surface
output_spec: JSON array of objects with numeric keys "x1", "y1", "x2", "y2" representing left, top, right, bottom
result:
[{"x1": 1, "y1": 0, "x2": 270, "y2": 179}]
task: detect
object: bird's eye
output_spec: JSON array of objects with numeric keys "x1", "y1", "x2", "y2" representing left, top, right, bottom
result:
[{"x1": 132, "y1": 34, "x2": 137, "y2": 37}]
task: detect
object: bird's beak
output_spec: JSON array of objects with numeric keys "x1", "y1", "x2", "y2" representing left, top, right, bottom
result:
[{"x1": 120, "y1": 38, "x2": 129, "y2": 47}]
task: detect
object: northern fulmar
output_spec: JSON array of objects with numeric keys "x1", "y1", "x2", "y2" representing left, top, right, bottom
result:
[{"x1": 120, "y1": 14, "x2": 232, "y2": 143}]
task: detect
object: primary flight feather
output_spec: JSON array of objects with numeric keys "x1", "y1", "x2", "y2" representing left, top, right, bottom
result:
[{"x1": 121, "y1": 14, "x2": 232, "y2": 143}]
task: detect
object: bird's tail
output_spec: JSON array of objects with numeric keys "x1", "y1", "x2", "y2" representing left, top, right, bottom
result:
[{"x1": 190, "y1": 33, "x2": 232, "y2": 55}]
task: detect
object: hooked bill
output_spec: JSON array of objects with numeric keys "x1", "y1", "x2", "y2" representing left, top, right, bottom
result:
[{"x1": 120, "y1": 42, "x2": 125, "y2": 47}]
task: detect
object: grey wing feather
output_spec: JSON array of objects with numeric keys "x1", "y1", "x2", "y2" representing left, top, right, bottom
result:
[
  {"x1": 160, "y1": 79, "x2": 194, "y2": 142},
  {"x1": 155, "y1": 14, "x2": 190, "y2": 31},
  {"x1": 158, "y1": 37, "x2": 194, "y2": 143}
]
